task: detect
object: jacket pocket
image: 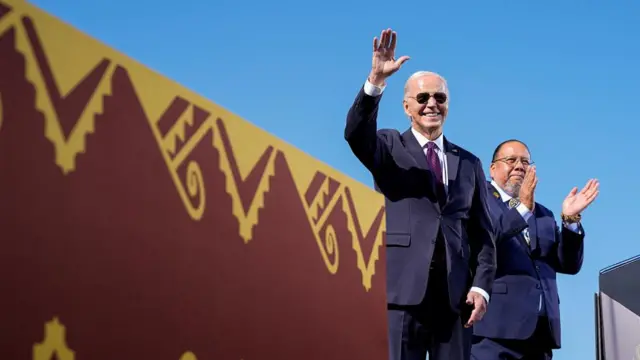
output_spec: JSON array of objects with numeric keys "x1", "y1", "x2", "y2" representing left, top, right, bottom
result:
[
  {"x1": 386, "y1": 233, "x2": 411, "y2": 247},
  {"x1": 491, "y1": 282, "x2": 508, "y2": 294}
]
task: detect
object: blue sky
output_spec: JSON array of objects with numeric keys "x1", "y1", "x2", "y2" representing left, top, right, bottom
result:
[{"x1": 31, "y1": 0, "x2": 640, "y2": 358}]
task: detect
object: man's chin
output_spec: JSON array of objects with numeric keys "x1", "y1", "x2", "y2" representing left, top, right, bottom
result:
[
  {"x1": 505, "y1": 183, "x2": 522, "y2": 196},
  {"x1": 417, "y1": 120, "x2": 444, "y2": 133}
]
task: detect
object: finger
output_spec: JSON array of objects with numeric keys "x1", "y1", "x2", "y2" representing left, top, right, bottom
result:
[
  {"x1": 580, "y1": 179, "x2": 595, "y2": 194},
  {"x1": 373, "y1": 36, "x2": 378, "y2": 51},
  {"x1": 584, "y1": 181, "x2": 599, "y2": 197},
  {"x1": 381, "y1": 29, "x2": 391, "y2": 48},
  {"x1": 395, "y1": 55, "x2": 410, "y2": 67},
  {"x1": 379, "y1": 30, "x2": 387, "y2": 49},
  {"x1": 586, "y1": 185, "x2": 600, "y2": 200},
  {"x1": 390, "y1": 31, "x2": 397, "y2": 50},
  {"x1": 465, "y1": 309, "x2": 480, "y2": 328},
  {"x1": 567, "y1": 187, "x2": 578, "y2": 198},
  {"x1": 526, "y1": 166, "x2": 536, "y2": 186},
  {"x1": 523, "y1": 167, "x2": 534, "y2": 188},
  {"x1": 530, "y1": 166, "x2": 537, "y2": 185},
  {"x1": 531, "y1": 175, "x2": 538, "y2": 190},
  {"x1": 522, "y1": 167, "x2": 532, "y2": 185}
]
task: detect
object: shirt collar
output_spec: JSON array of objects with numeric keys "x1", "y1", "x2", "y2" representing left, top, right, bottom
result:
[
  {"x1": 491, "y1": 180, "x2": 512, "y2": 202},
  {"x1": 411, "y1": 127, "x2": 444, "y2": 151}
]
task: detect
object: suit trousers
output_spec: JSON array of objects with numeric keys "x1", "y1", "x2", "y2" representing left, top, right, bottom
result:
[
  {"x1": 387, "y1": 247, "x2": 472, "y2": 360},
  {"x1": 470, "y1": 317, "x2": 554, "y2": 360}
]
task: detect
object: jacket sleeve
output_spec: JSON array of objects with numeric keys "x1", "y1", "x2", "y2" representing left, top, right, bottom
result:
[
  {"x1": 468, "y1": 160, "x2": 497, "y2": 295},
  {"x1": 493, "y1": 207, "x2": 528, "y2": 244},
  {"x1": 344, "y1": 87, "x2": 393, "y2": 174},
  {"x1": 548, "y1": 216, "x2": 585, "y2": 275}
]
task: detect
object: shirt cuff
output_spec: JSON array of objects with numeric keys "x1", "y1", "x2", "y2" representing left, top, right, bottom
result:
[
  {"x1": 516, "y1": 203, "x2": 533, "y2": 222},
  {"x1": 564, "y1": 222, "x2": 581, "y2": 233},
  {"x1": 470, "y1": 286, "x2": 490, "y2": 303},
  {"x1": 363, "y1": 79, "x2": 385, "y2": 97}
]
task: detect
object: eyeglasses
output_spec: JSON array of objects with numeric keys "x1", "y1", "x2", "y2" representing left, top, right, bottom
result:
[
  {"x1": 493, "y1": 156, "x2": 534, "y2": 167},
  {"x1": 409, "y1": 92, "x2": 448, "y2": 105}
]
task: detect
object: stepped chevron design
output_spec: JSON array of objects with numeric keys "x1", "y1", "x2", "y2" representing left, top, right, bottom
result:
[{"x1": 0, "y1": 0, "x2": 388, "y2": 359}]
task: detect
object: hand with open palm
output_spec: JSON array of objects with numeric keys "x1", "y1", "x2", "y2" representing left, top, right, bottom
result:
[
  {"x1": 368, "y1": 29, "x2": 410, "y2": 86},
  {"x1": 562, "y1": 179, "x2": 600, "y2": 216}
]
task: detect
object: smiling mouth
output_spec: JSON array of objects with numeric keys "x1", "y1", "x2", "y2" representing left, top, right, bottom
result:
[{"x1": 423, "y1": 112, "x2": 441, "y2": 117}]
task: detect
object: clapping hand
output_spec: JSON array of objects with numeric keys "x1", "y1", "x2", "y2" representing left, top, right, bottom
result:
[
  {"x1": 562, "y1": 179, "x2": 600, "y2": 216},
  {"x1": 369, "y1": 29, "x2": 410, "y2": 86},
  {"x1": 519, "y1": 166, "x2": 538, "y2": 211}
]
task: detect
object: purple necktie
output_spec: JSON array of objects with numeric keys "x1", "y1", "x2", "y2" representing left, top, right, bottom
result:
[{"x1": 426, "y1": 142, "x2": 445, "y2": 203}]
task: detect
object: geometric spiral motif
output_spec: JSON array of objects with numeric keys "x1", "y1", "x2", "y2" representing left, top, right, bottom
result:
[{"x1": 0, "y1": 0, "x2": 385, "y2": 293}]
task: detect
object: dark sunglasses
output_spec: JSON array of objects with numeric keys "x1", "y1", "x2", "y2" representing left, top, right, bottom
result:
[{"x1": 412, "y1": 92, "x2": 448, "y2": 104}]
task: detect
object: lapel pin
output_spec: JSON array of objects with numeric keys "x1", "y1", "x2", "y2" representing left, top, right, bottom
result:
[{"x1": 493, "y1": 191, "x2": 500, "y2": 198}]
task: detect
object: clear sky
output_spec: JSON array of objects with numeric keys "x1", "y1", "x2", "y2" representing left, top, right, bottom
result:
[{"x1": 31, "y1": 0, "x2": 640, "y2": 358}]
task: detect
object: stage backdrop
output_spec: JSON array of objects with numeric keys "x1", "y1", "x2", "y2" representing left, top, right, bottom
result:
[
  {"x1": 598, "y1": 256, "x2": 640, "y2": 360},
  {"x1": 0, "y1": 0, "x2": 388, "y2": 359}
]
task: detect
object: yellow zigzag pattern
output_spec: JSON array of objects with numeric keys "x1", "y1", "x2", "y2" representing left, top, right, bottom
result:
[
  {"x1": 7, "y1": 10, "x2": 114, "y2": 174},
  {"x1": 213, "y1": 127, "x2": 276, "y2": 244},
  {"x1": 343, "y1": 191, "x2": 385, "y2": 291},
  {"x1": 0, "y1": 0, "x2": 385, "y2": 292}
]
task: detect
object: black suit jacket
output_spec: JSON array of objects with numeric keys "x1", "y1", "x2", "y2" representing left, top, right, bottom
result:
[{"x1": 344, "y1": 87, "x2": 497, "y2": 310}]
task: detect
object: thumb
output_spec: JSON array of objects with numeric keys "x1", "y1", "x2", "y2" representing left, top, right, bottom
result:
[
  {"x1": 395, "y1": 56, "x2": 410, "y2": 67},
  {"x1": 466, "y1": 293, "x2": 473, "y2": 305},
  {"x1": 567, "y1": 187, "x2": 578, "y2": 197}
]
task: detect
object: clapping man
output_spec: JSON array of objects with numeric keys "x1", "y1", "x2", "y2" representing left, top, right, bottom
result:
[{"x1": 471, "y1": 139, "x2": 599, "y2": 360}]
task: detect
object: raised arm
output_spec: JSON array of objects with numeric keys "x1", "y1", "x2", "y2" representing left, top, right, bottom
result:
[
  {"x1": 344, "y1": 28, "x2": 409, "y2": 173},
  {"x1": 549, "y1": 179, "x2": 599, "y2": 274}
]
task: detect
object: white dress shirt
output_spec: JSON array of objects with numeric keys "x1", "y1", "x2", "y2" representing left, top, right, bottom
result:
[{"x1": 363, "y1": 79, "x2": 490, "y2": 304}]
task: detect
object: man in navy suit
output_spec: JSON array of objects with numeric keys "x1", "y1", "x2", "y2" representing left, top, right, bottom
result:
[
  {"x1": 471, "y1": 139, "x2": 599, "y2": 360},
  {"x1": 344, "y1": 28, "x2": 497, "y2": 360}
]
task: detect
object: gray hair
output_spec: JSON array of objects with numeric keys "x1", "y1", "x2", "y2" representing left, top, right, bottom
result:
[{"x1": 403, "y1": 71, "x2": 450, "y2": 102}]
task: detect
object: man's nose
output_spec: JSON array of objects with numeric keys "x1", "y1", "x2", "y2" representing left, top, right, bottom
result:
[
  {"x1": 513, "y1": 161, "x2": 525, "y2": 171},
  {"x1": 426, "y1": 96, "x2": 438, "y2": 107}
]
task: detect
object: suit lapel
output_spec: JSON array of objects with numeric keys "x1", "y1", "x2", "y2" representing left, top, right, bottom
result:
[
  {"x1": 402, "y1": 129, "x2": 429, "y2": 170},
  {"x1": 444, "y1": 138, "x2": 459, "y2": 205},
  {"x1": 487, "y1": 182, "x2": 532, "y2": 254},
  {"x1": 527, "y1": 213, "x2": 538, "y2": 252}
]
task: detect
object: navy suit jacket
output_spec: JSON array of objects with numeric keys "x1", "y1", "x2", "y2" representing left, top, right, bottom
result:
[
  {"x1": 473, "y1": 181, "x2": 585, "y2": 349},
  {"x1": 344, "y1": 87, "x2": 496, "y2": 311}
]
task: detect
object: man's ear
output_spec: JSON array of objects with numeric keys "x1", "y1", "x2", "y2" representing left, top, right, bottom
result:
[
  {"x1": 402, "y1": 99, "x2": 411, "y2": 118},
  {"x1": 489, "y1": 162, "x2": 496, "y2": 179}
]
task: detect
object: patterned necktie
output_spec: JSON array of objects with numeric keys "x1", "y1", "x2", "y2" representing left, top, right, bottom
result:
[
  {"x1": 426, "y1": 142, "x2": 445, "y2": 204},
  {"x1": 507, "y1": 198, "x2": 531, "y2": 245}
]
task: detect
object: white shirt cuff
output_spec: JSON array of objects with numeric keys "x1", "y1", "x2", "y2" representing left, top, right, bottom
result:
[
  {"x1": 516, "y1": 203, "x2": 533, "y2": 222},
  {"x1": 470, "y1": 286, "x2": 490, "y2": 303},
  {"x1": 564, "y1": 222, "x2": 581, "y2": 233},
  {"x1": 363, "y1": 79, "x2": 385, "y2": 97}
]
